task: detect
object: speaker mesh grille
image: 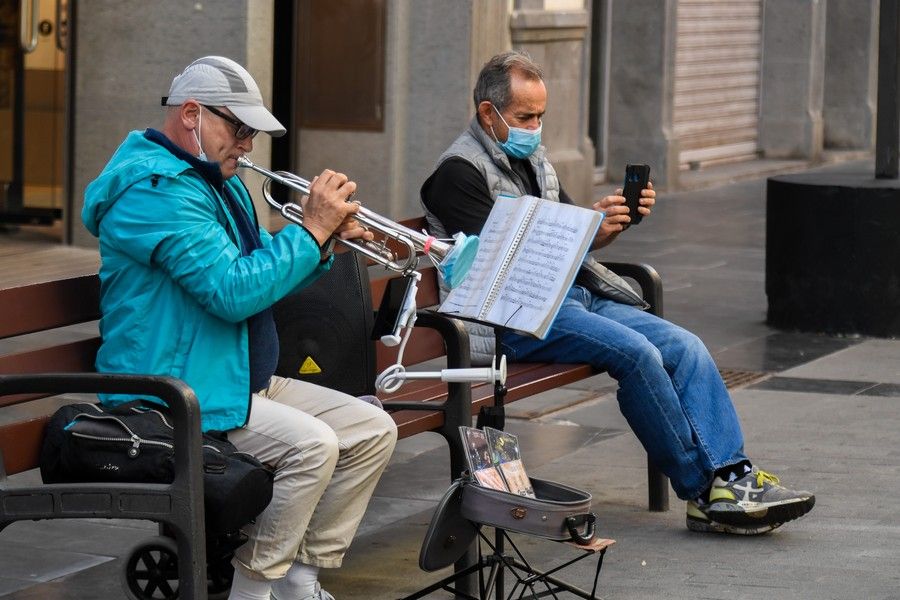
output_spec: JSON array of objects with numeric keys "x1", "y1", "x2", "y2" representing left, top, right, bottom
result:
[{"x1": 273, "y1": 253, "x2": 376, "y2": 396}]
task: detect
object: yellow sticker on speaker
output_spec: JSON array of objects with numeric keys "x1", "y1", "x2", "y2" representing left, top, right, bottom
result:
[{"x1": 298, "y1": 357, "x2": 322, "y2": 375}]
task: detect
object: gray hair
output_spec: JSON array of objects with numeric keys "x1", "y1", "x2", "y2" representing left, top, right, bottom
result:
[{"x1": 473, "y1": 51, "x2": 544, "y2": 111}]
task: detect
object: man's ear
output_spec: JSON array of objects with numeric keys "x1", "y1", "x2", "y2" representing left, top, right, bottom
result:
[
  {"x1": 477, "y1": 101, "x2": 495, "y2": 129},
  {"x1": 180, "y1": 100, "x2": 201, "y2": 130}
]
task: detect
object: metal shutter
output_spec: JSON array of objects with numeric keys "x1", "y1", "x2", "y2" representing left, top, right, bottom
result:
[{"x1": 674, "y1": 0, "x2": 762, "y2": 170}]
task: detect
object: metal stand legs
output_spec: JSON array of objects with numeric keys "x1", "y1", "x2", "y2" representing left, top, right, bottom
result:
[{"x1": 402, "y1": 527, "x2": 610, "y2": 600}]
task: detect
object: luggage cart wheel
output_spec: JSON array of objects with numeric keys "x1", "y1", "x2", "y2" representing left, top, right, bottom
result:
[
  {"x1": 121, "y1": 534, "x2": 236, "y2": 600},
  {"x1": 121, "y1": 535, "x2": 181, "y2": 600}
]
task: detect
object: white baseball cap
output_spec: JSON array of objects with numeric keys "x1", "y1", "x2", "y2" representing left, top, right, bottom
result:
[{"x1": 162, "y1": 56, "x2": 286, "y2": 137}]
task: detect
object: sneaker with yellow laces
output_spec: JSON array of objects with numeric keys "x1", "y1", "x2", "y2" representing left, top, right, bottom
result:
[{"x1": 701, "y1": 466, "x2": 815, "y2": 529}]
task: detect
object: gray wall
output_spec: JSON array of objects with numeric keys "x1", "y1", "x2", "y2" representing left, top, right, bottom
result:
[
  {"x1": 589, "y1": 0, "x2": 612, "y2": 173},
  {"x1": 61, "y1": 0, "x2": 889, "y2": 248},
  {"x1": 295, "y1": 0, "x2": 598, "y2": 219},
  {"x1": 69, "y1": 0, "x2": 271, "y2": 246}
]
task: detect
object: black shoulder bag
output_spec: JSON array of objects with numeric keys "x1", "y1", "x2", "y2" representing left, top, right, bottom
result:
[{"x1": 39, "y1": 401, "x2": 274, "y2": 536}]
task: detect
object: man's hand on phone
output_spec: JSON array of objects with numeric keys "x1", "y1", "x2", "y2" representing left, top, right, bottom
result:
[
  {"x1": 634, "y1": 181, "x2": 656, "y2": 220},
  {"x1": 591, "y1": 182, "x2": 655, "y2": 247}
]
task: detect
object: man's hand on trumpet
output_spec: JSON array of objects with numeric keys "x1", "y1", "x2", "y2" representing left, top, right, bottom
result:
[
  {"x1": 301, "y1": 169, "x2": 374, "y2": 258},
  {"x1": 332, "y1": 216, "x2": 375, "y2": 242}
]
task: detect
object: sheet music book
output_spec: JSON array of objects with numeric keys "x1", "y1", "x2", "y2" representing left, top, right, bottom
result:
[
  {"x1": 484, "y1": 427, "x2": 535, "y2": 498},
  {"x1": 438, "y1": 195, "x2": 603, "y2": 339},
  {"x1": 460, "y1": 426, "x2": 508, "y2": 491}
]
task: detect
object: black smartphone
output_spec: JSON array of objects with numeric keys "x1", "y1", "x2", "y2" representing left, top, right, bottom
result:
[
  {"x1": 371, "y1": 276, "x2": 415, "y2": 343},
  {"x1": 623, "y1": 164, "x2": 651, "y2": 226}
]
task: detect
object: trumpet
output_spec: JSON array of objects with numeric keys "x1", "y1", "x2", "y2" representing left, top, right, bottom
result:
[{"x1": 237, "y1": 157, "x2": 478, "y2": 287}]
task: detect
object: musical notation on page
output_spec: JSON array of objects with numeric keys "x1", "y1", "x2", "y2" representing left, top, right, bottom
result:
[{"x1": 439, "y1": 195, "x2": 603, "y2": 339}]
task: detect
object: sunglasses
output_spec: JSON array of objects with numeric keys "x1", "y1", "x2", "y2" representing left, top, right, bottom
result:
[{"x1": 202, "y1": 105, "x2": 258, "y2": 140}]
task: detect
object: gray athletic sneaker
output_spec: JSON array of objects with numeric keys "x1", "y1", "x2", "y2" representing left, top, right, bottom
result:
[
  {"x1": 702, "y1": 466, "x2": 815, "y2": 528},
  {"x1": 686, "y1": 499, "x2": 781, "y2": 535}
]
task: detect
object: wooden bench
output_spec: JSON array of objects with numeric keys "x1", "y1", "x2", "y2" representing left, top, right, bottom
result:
[{"x1": 0, "y1": 215, "x2": 668, "y2": 597}]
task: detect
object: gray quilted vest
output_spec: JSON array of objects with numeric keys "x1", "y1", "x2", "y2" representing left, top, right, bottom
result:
[{"x1": 422, "y1": 118, "x2": 560, "y2": 365}]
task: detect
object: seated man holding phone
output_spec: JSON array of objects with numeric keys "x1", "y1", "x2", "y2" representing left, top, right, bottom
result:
[{"x1": 421, "y1": 50, "x2": 815, "y2": 535}]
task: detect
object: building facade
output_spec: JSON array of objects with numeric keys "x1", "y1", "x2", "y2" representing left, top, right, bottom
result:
[{"x1": 0, "y1": 0, "x2": 879, "y2": 247}]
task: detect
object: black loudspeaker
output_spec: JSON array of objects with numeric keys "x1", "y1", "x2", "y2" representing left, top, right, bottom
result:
[{"x1": 272, "y1": 252, "x2": 376, "y2": 396}]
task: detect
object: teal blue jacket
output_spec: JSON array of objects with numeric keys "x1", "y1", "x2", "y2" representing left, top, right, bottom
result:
[{"x1": 82, "y1": 130, "x2": 330, "y2": 431}]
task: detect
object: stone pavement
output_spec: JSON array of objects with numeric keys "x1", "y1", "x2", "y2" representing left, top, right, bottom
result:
[{"x1": 2, "y1": 158, "x2": 899, "y2": 599}]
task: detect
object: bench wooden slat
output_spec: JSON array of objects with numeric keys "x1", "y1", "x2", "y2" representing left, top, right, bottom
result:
[
  {"x1": 372, "y1": 267, "x2": 447, "y2": 369},
  {"x1": 0, "y1": 339, "x2": 101, "y2": 406},
  {"x1": 0, "y1": 337, "x2": 101, "y2": 377},
  {"x1": 370, "y1": 266, "x2": 441, "y2": 308},
  {"x1": 0, "y1": 275, "x2": 100, "y2": 339},
  {"x1": 0, "y1": 418, "x2": 48, "y2": 476},
  {"x1": 382, "y1": 362, "x2": 597, "y2": 414},
  {"x1": 382, "y1": 380, "x2": 449, "y2": 403},
  {"x1": 472, "y1": 363, "x2": 596, "y2": 411},
  {"x1": 376, "y1": 327, "x2": 448, "y2": 371},
  {"x1": 390, "y1": 408, "x2": 446, "y2": 439}
]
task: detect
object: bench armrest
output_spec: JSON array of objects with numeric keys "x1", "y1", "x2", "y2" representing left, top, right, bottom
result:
[
  {"x1": 0, "y1": 372, "x2": 209, "y2": 596},
  {"x1": 604, "y1": 261, "x2": 664, "y2": 318},
  {"x1": 0, "y1": 372, "x2": 204, "y2": 487}
]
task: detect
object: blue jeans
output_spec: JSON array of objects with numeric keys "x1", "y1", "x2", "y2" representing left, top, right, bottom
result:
[{"x1": 501, "y1": 285, "x2": 747, "y2": 500}]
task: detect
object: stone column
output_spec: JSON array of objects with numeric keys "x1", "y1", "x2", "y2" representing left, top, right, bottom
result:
[
  {"x1": 69, "y1": 0, "x2": 271, "y2": 247},
  {"x1": 758, "y1": 0, "x2": 827, "y2": 159},
  {"x1": 823, "y1": 0, "x2": 878, "y2": 150},
  {"x1": 512, "y1": 0, "x2": 596, "y2": 205},
  {"x1": 605, "y1": 0, "x2": 679, "y2": 190}
]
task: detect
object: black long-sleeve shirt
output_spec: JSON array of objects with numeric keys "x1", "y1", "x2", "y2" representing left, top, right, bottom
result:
[{"x1": 420, "y1": 157, "x2": 573, "y2": 237}]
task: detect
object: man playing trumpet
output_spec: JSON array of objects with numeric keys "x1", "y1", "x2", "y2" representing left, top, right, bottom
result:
[{"x1": 82, "y1": 56, "x2": 396, "y2": 600}]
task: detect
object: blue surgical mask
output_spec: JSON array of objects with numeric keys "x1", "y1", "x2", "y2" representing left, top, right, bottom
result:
[{"x1": 491, "y1": 105, "x2": 542, "y2": 159}]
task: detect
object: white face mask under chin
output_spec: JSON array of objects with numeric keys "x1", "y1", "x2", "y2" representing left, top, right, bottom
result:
[{"x1": 193, "y1": 109, "x2": 208, "y2": 162}]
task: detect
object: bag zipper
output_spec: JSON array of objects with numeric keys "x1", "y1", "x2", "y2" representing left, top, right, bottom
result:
[
  {"x1": 67, "y1": 413, "x2": 173, "y2": 458},
  {"x1": 125, "y1": 407, "x2": 222, "y2": 454},
  {"x1": 127, "y1": 407, "x2": 229, "y2": 455},
  {"x1": 75, "y1": 405, "x2": 252, "y2": 460},
  {"x1": 129, "y1": 405, "x2": 174, "y2": 429}
]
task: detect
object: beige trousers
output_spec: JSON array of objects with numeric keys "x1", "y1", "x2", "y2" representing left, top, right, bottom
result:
[{"x1": 228, "y1": 375, "x2": 397, "y2": 580}]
